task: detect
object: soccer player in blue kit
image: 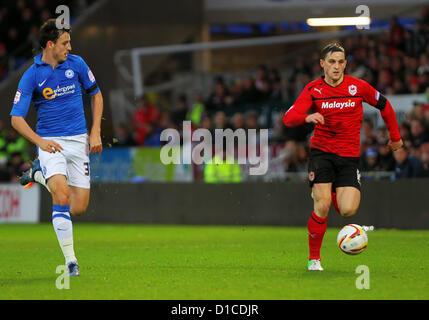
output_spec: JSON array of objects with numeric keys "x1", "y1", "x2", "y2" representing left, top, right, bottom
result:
[{"x1": 10, "y1": 19, "x2": 103, "y2": 276}]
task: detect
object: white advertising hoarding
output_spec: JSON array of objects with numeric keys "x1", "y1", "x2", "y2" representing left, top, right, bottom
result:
[{"x1": 0, "y1": 184, "x2": 40, "y2": 223}]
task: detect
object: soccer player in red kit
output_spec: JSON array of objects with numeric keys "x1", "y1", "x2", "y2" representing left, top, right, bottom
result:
[{"x1": 283, "y1": 43, "x2": 403, "y2": 271}]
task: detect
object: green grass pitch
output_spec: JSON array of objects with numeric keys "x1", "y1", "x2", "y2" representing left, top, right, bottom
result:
[{"x1": 1, "y1": 223, "x2": 428, "y2": 300}]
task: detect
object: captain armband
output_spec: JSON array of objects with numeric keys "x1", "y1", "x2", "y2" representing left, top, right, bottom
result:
[{"x1": 374, "y1": 94, "x2": 387, "y2": 111}]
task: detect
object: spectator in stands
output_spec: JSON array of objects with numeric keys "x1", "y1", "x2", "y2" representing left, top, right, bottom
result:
[
  {"x1": 243, "y1": 110, "x2": 262, "y2": 145},
  {"x1": 361, "y1": 118, "x2": 377, "y2": 148},
  {"x1": 408, "y1": 76, "x2": 421, "y2": 94},
  {"x1": 423, "y1": 104, "x2": 429, "y2": 128},
  {"x1": 237, "y1": 76, "x2": 259, "y2": 104},
  {"x1": 417, "y1": 53, "x2": 429, "y2": 76},
  {"x1": 228, "y1": 78, "x2": 244, "y2": 103},
  {"x1": 420, "y1": 141, "x2": 429, "y2": 177},
  {"x1": 361, "y1": 147, "x2": 380, "y2": 172},
  {"x1": 268, "y1": 68, "x2": 281, "y2": 85},
  {"x1": 206, "y1": 76, "x2": 229, "y2": 111},
  {"x1": 7, "y1": 151, "x2": 27, "y2": 183},
  {"x1": 224, "y1": 92, "x2": 237, "y2": 109},
  {"x1": 295, "y1": 143, "x2": 309, "y2": 172},
  {"x1": 231, "y1": 113, "x2": 245, "y2": 131},
  {"x1": 408, "y1": 101, "x2": 424, "y2": 120},
  {"x1": 257, "y1": 78, "x2": 273, "y2": 102},
  {"x1": 244, "y1": 110, "x2": 259, "y2": 130},
  {"x1": 393, "y1": 146, "x2": 426, "y2": 178},
  {"x1": 399, "y1": 123, "x2": 412, "y2": 142},
  {"x1": 389, "y1": 78, "x2": 409, "y2": 94},
  {"x1": 171, "y1": 94, "x2": 188, "y2": 130},
  {"x1": 375, "y1": 127, "x2": 389, "y2": 145},
  {"x1": 113, "y1": 123, "x2": 136, "y2": 147},
  {"x1": 418, "y1": 71, "x2": 429, "y2": 91},
  {"x1": 200, "y1": 115, "x2": 214, "y2": 136},
  {"x1": 6, "y1": 127, "x2": 29, "y2": 162},
  {"x1": 132, "y1": 94, "x2": 161, "y2": 145},
  {"x1": 410, "y1": 118, "x2": 429, "y2": 148},
  {"x1": 268, "y1": 69, "x2": 283, "y2": 102},
  {"x1": 281, "y1": 140, "x2": 298, "y2": 173},
  {"x1": 204, "y1": 148, "x2": 242, "y2": 183},
  {"x1": 388, "y1": 16, "x2": 405, "y2": 53},
  {"x1": 288, "y1": 57, "x2": 310, "y2": 86},
  {"x1": 187, "y1": 92, "x2": 205, "y2": 127},
  {"x1": 377, "y1": 140, "x2": 396, "y2": 171},
  {"x1": 271, "y1": 112, "x2": 287, "y2": 142},
  {"x1": 213, "y1": 111, "x2": 230, "y2": 130},
  {"x1": 255, "y1": 64, "x2": 269, "y2": 91},
  {"x1": 376, "y1": 69, "x2": 392, "y2": 93}
]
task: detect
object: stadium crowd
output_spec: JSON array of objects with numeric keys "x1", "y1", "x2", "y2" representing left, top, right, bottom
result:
[
  {"x1": 0, "y1": 120, "x2": 31, "y2": 183},
  {"x1": 0, "y1": 0, "x2": 95, "y2": 82}
]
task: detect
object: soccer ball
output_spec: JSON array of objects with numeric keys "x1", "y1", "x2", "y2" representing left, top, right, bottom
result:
[{"x1": 337, "y1": 224, "x2": 368, "y2": 255}]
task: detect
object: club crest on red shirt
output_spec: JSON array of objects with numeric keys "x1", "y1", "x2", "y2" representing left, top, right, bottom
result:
[{"x1": 348, "y1": 85, "x2": 357, "y2": 96}]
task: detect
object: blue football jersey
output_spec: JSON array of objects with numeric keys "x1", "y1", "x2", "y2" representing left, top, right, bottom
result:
[{"x1": 10, "y1": 53, "x2": 100, "y2": 137}]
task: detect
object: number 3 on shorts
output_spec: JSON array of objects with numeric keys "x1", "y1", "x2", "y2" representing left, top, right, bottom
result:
[{"x1": 84, "y1": 162, "x2": 90, "y2": 176}]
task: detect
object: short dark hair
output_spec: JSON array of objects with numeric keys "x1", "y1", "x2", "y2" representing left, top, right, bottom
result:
[
  {"x1": 320, "y1": 42, "x2": 345, "y2": 60},
  {"x1": 39, "y1": 18, "x2": 71, "y2": 49}
]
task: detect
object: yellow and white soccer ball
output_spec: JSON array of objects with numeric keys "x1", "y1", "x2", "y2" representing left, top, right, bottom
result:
[{"x1": 337, "y1": 224, "x2": 368, "y2": 255}]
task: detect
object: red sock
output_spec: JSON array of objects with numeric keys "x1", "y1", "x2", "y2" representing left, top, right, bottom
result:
[
  {"x1": 308, "y1": 211, "x2": 327, "y2": 260},
  {"x1": 331, "y1": 191, "x2": 340, "y2": 214}
]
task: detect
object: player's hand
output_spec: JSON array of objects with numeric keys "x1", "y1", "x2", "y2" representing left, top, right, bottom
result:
[
  {"x1": 89, "y1": 131, "x2": 103, "y2": 154},
  {"x1": 39, "y1": 139, "x2": 63, "y2": 153},
  {"x1": 388, "y1": 139, "x2": 403, "y2": 151},
  {"x1": 305, "y1": 113, "x2": 325, "y2": 125}
]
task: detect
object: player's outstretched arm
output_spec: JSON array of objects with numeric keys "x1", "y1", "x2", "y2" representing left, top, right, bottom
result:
[
  {"x1": 89, "y1": 90, "x2": 103, "y2": 154},
  {"x1": 11, "y1": 116, "x2": 63, "y2": 153}
]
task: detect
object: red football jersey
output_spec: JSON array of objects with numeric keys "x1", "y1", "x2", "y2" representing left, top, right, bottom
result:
[{"x1": 284, "y1": 75, "x2": 401, "y2": 157}]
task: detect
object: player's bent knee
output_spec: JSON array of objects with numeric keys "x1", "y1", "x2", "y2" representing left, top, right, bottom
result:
[
  {"x1": 340, "y1": 207, "x2": 358, "y2": 218},
  {"x1": 71, "y1": 211, "x2": 85, "y2": 217},
  {"x1": 70, "y1": 207, "x2": 87, "y2": 216},
  {"x1": 322, "y1": 199, "x2": 332, "y2": 211},
  {"x1": 315, "y1": 199, "x2": 331, "y2": 217},
  {"x1": 52, "y1": 193, "x2": 70, "y2": 206},
  {"x1": 70, "y1": 202, "x2": 89, "y2": 216}
]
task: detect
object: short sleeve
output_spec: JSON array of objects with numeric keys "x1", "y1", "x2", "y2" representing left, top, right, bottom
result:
[
  {"x1": 10, "y1": 67, "x2": 36, "y2": 118},
  {"x1": 76, "y1": 56, "x2": 100, "y2": 95}
]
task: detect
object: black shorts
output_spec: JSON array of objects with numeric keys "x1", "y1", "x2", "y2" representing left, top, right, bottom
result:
[{"x1": 308, "y1": 148, "x2": 361, "y2": 191}]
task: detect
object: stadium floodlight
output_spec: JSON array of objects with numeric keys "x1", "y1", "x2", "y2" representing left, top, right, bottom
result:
[{"x1": 306, "y1": 17, "x2": 371, "y2": 27}]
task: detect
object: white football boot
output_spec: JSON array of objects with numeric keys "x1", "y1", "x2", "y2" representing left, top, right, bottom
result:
[{"x1": 307, "y1": 259, "x2": 323, "y2": 271}]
